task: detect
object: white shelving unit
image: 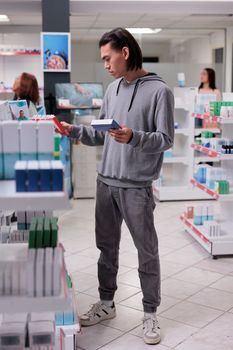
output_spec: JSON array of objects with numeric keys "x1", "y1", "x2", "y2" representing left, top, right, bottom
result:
[
  {"x1": 0, "y1": 181, "x2": 71, "y2": 210},
  {"x1": 153, "y1": 87, "x2": 211, "y2": 201},
  {"x1": 181, "y1": 112, "x2": 233, "y2": 258},
  {"x1": 0, "y1": 178, "x2": 79, "y2": 349}
]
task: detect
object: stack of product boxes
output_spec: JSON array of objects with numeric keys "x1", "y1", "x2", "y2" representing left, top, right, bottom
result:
[
  {"x1": 194, "y1": 165, "x2": 230, "y2": 194},
  {"x1": 0, "y1": 120, "x2": 54, "y2": 180},
  {"x1": 185, "y1": 205, "x2": 221, "y2": 237}
]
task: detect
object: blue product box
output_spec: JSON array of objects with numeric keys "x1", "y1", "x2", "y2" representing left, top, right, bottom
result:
[
  {"x1": 39, "y1": 161, "x2": 51, "y2": 191},
  {"x1": 51, "y1": 161, "x2": 64, "y2": 191},
  {"x1": 55, "y1": 312, "x2": 64, "y2": 326},
  {"x1": 63, "y1": 311, "x2": 74, "y2": 325},
  {"x1": 91, "y1": 119, "x2": 121, "y2": 131},
  {"x1": 27, "y1": 161, "x2": 39, "y2": 192},
  {"x1": 15, "y1": 160, "x2": 27, "y2": 192},
  {"x1": 4, "y1": 153, "x2": 20, "y2": 179},
  {"x1": 193, "y1": 215, "x2": 202, "y2": 225}
]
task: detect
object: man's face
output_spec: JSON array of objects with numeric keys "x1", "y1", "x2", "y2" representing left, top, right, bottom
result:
[
  {"x1": 100, "y1": 43, "x2": 129, "y2": 79},
  {"x1": 19, "y1": 110, "x2": 24, "y2": 117}
]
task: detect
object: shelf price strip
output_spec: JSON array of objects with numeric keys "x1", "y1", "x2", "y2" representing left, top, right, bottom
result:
[
  {"x1": 191, "y1": 178, "x2": 219, "y2": 199},
  {"x1": 191, "y1": 143, "x2": 220, "y2": 157},
  {"x1": 180, "y1": 214, "x2": 210, "y2": 244}
]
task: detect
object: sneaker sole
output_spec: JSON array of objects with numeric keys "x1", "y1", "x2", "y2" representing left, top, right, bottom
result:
[
  {"x1": 80, "y1": 312, "x2": 116, "y2": 327},
  {"x1": 143, "y1": 335, "x2": 161, "y2": 345}
]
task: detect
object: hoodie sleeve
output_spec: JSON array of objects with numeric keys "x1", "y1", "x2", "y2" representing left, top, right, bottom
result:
[
  {"x1": 128, "y1": 86, "x2": 174, "y2": 154},
  {"x1": 69, "y1": 89, "x2": 109, "y2": 146}
]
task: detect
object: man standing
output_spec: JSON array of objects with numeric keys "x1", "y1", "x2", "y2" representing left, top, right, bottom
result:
[{"x1": 61, "y1": 28, "x2": 174, "y2": 345}]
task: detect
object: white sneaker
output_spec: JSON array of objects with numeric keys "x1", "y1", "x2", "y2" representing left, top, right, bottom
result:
[
  {"x1": 80, "y1": 301, "x2": 116, "y2": 327},
  {"x1": 143, "y1": 314, "x2": 161, "y2": 345}
]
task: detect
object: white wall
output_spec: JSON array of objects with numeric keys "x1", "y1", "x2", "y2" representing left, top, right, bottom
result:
[
  {"x1": 0, "y1": 33, "x2": 42, "y2": 88},
  {"x1": 170, "y1": 37, "x2": 213, "y2": 64}
]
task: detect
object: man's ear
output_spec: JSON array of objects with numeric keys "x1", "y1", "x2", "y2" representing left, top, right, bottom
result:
[{"x1": 122, "y1": 47, "x2": 129, "y2": 61}]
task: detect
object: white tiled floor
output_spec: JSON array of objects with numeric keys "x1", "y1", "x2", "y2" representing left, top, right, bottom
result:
[{"x1": 58, "y1": 198, "x2": 233, "y2": 350}]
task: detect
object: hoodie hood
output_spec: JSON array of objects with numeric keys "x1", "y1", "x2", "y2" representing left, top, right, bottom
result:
[{"x1": 116, "y1": 73, "x2": 166, "y2": 112}]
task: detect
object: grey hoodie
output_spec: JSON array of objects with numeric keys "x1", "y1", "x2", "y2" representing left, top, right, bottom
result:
[{"x1": 70, "y1": 73, "x2": 174, "y2": 188}]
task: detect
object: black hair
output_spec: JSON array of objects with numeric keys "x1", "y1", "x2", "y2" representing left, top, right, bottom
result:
[
  {"x1": 99, "y1": 27, "x2": 143, "y2": 71},
  {"x1": 199, "y1": 68, "x2": 217, "y2": 90}
]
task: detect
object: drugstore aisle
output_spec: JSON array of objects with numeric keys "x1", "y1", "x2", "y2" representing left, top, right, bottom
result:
[{"x1": 58, "y1": 199, "x2": 233, "y2": 350}]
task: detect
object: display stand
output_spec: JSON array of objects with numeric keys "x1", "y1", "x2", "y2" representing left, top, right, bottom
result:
[
  {"x1": 0, "y1": 178, "x2": 79, "y2": 348},
  {"x1": 180, "y1": 112, "x2": 233, "y2": 258},
  {"x1": 153, "y1": 87, "x2": 211, "y2": 201}
]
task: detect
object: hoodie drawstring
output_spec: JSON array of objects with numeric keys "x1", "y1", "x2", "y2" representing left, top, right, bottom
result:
[{"x1": 116, "y1": 73, "x2": 158, "y2": 112}]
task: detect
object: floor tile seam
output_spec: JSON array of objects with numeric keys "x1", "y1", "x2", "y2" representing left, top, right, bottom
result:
[
  {"x1": 98, "y1": 319, "x2": 142, "y2": 335},
  {"x1": 185, "y1": 296, "x2": 233, "y2": 313},
  {"x1": 96, "y1": 329, "x2": 140, "y2": 350},
  {"x1": 169, "y1": 273, "x2": 225, "y2": 288}
]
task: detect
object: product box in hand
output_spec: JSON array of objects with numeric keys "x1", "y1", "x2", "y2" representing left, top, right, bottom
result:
[{"x1": 91, "y1": 119, "x2": 121, "y2": 131}]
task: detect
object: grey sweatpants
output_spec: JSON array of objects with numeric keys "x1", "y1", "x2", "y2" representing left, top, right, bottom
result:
[{"x1": 95, "y1": 179, "x2": 161, "y2": 313}]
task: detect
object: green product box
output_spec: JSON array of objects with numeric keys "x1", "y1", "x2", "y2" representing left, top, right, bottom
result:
[
  {"x1": 36, "y1": 217, "x2": 44, "y2": 226},
  {"x1": 36, "y1": 222, "x2": 43, "y2": 248},
  {"x1": 66, "y1": 274, "x2": 72, "y2": 289},
  {"x1": 51, "y1": 218, "x2": 58, "y2": 248},
  {"x1": 29, "y1": 221, "x2": 37, "y2": 249},
  {"x1": 54, "y1": 135, "x2": 60, "y2": 152},
  {"x1": 43, "y1": 217, "x2": 51, "y2": 248}
]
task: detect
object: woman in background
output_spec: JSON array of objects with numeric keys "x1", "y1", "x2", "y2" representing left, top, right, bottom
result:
[
  {"x1": 199, "y1": 68, "x2": 222, "y2": 101},
  {"x1": 13, "y1": 72, "x2": 40, "y2": 117}
]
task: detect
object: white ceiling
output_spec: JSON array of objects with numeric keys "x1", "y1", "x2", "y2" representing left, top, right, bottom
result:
[{"x1": 0, "y1": 1, "x2": 233, "y2": 41}]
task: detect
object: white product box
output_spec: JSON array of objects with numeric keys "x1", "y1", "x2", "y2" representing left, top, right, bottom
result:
[
  {"x1": 37, "y1": 121, "x2": 54, "y2": 153},
  {"x1": 45, "y1": 248, "x2": 53, "y2": 297},
  {"x1": 0, "y1": 322, "x2": 26, "y2": 350},
  {"x1": 30, "y1": 312, "x2": 55, "y2": 322},
  {"x1": 11, "y1": 263, "x2": 20, "y2": 295},
  {"x1": 53, "y1": 247, "x2": 62, "y2": 296},
  {"x1": 19, "y1": 120, "x2": 37, "y2": 153},
  {"x1": 19, "y1": 261, "x2": 27, "y2": 296},
  {"x1": 3, "y1": 313, "x2": 28, "y2": 324},
  {"x1": 16, "y1": 211, "x2": 26, "y2": 225},
  {"x1": 4, "y1": 263, "x2": 12, "y2": 295},
  {"x1": 2, "y1": 121, "x2": 19, "y2": 153},
  {"x1": 28, "y1": 320, "x2": 55, "y2": 347},
  {"x1": 35, "y1": 248, "x2": 44, "y2": 297},
  {"x1": 27, "y1": 249, "x2": 36, "y2": 297},
  {"x1": 26, "y1": 211, "x2": 34, "y2": 226},
  {"x1": 0, "y1": 262, "x2": 4, "y2": 295}
]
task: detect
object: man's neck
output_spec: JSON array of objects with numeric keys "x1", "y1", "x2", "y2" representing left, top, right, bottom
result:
[{"x1": 123, "y1": 68, "x2": 148, "y2": 82}]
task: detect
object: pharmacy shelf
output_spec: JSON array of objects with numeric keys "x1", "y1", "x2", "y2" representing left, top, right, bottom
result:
[
  {"x1": 191, "y1": 143, "x2": 233, "y2": 160},
  {"x1": 192, "y1": 112, "x2": 233, "y2": 124},
  {"x1": 0, "y1": 51, "x2": 40, "y2": 56},
  {"x1": 153, "y1": 185, "x2": 212, "y2": 201},
  {"x1": 191, "y1": 143, "x2": 220, "y2": 157},
  {"x1": 0, "y1": 244, "x2": 72, "y2": 313},
  {"x1": 0, "y1": 181, "x2": 70, "y2": 210},
  {"x1": 0, "y1": 288, "x2": 71, "y2": 314},
  {"x1": 180, "y1": 214, "x2": 233, "y2": 257},
  {"x1": 195, "y1": 155, "x2": 220, "y2": 163},
  {"x1": 163, "y1": 156, "x2": 189, "y2": 165},
  {"x1": 191, "y1": 178, "x2": 233, "y2": 201},
  {"x1": 195, "y1": 128, "x2": 221, "y2": 135},
  {"x1": 192, "y1": 112, "x2": 220, "y2": 121}
]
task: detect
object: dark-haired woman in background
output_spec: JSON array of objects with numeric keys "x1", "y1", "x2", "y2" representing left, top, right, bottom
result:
[
  {"x1": 199, "y1": 67, "x2": 222, "y2": 101},
  {"x1": 13, "y1": 72, "x2": 40, "y2": 117}
]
